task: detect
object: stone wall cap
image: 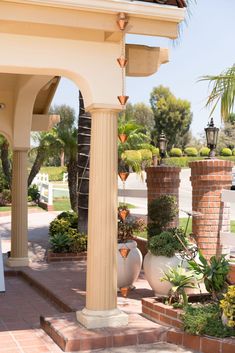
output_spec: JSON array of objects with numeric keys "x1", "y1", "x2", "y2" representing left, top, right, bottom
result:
[
  {"x1": 146, "y1": 166, "x2": 181, "y2": 172},
  {"x1": 189, "y1": 159, "x2": 234, "y2": 168}
]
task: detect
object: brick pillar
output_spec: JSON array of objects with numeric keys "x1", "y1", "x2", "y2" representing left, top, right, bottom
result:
[
  {"x1": 146, "y1": 166, "x2": 181, "y2": 228},
  {"x1": 189, "y1": 160, "x2": 233, "y2": 259}
]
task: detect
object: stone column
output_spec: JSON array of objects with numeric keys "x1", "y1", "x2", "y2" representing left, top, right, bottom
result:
[
  {"x1": 146, "y1": 166, "x2": 181, "y2": 228},
  {"x1": 7, "y1": 149, "x2": 29, "y2": 267},
  {"x1": 190, "y1": 160, "x2": 233, "y2": 259},
  {"x1": 77, "y1": 107, "x2": 128, "y2": 329}
]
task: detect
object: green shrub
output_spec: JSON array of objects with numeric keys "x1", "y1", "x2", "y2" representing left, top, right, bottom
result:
[
  {"x1": 139, "y1": 149, "x2": 152, "y2": 169},
  {"x1": 28, "y1": 184, "x2": 40, "y2": 202},
  {"x1": 121, "y1": 150, "x2": 142, "y2": 172},
  {"x1": 50, "y1": 233, "x2": 71, "y2": 253},
  {"x1": 49, "y1": 211, "x2": 87, "y2": 253},
  {"x1": 67, "y1": 229, "x2": 87, "y2": 253},
  {"x1": 199, "y1": 147, "x2": 210, "y2": 157},
  {"x1": 148, "y1": 195, "x2": 178, "y2": 237},
  {"x1": 49, "y1": 218, "x2": 71, "y2": 237},
  {"x1": 147, "y1": 228, "x2": 186, "y2": 257},
  {"x1": 169, "y1": 148, "x2": 182, "y2": 157},
  {"x1": 184, "y1": 147, "x2": 198, "y2": 157},
  {"x1": 0, "y1": 189, "x2": 11, "y2": 206},
  {"x1": 220, "y1": 148, "x2": 232, "y2": 157},
  {"x1": 140, "y1": 144, "x2": 159, "y2": 157},
  {"x1": 220, "y1": 285, "x2": 235, "y2": 328},
  {"x1": 232, "y1": 148, "x2": 235, "y2": 156},
  {"x1": 57, "y1": 211, "x2": 78, "y2": 228},
  {"x1": 0, "y1": 169, "x2": 8, "y2": 192},
  {"x1": 182, "y1": 303, "x2": 235, "y2": 338}
]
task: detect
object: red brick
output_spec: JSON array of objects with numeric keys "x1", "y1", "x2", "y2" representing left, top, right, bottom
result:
[
  {"x1": 167, "y1": 330, "x2": 183, "y2": 345},
  {"x1": 222, "y1": 340, "x2": 235, "y2": 353},
  {"x1": 183, "y1": 333, "x2": 201, "y2": 351},
  {"x1": 201, "y1": 336, "x2": 221, "y2": 353}
]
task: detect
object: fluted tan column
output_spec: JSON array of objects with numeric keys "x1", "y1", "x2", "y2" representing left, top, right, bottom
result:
[
  {"x1": 77, "y1": 107, "x2": 128, "y2": 329},
  {"x1": 7, "y1": 149, "x2": 29, "y2": 267}
]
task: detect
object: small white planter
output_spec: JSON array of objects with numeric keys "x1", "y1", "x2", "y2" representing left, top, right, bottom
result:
[
  {"x1": 143, "y1": 252, "x2": 185, "y2": 296},
  {"x1": 117, "y1": 240, "x2": 142, "y2": 289}
]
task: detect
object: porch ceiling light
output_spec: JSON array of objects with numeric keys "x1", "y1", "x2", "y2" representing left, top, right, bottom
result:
[
  {"x1": 159, "y1": 131, "x2": 167, "y2": 164},
  {"x1": 205, "y1": 117, "x2": 219, "y2": 159}
]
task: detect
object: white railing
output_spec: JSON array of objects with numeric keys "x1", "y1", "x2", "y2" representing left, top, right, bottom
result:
[
  {"x1": 32, "y1": 173, "x2": 49, "y2": 185},
  {"x1": 63, "y1": 172, "x2": 68, "y2": 183},
  {"x1": 38, "y1": 182, "x2": 53, "y2": 206}
]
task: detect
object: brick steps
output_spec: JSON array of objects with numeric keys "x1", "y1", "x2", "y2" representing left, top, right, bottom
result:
[{"x1": 40, "y1": 313, "x2": 169, "y2": 352}]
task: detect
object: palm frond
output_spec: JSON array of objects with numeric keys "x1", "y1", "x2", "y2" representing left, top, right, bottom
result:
[{"x1": 200, "y1": 64, "x2": 235, "y2": 121}]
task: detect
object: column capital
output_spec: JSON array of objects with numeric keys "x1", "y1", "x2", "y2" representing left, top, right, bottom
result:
[{"x1": 86, "y1": 103, "x2": 122, "y2": 114}]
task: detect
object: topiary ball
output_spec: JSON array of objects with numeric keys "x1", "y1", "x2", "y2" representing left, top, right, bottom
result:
[
  {"x1": 220, "y1": 148, "x2": 232, "y2": 157},
  {"x1": 169, "y1": 148, "x2": 183, "y2": 157},
  {"x1": 199, "y1": 147, "x2": 210, "y2": 157},
  {"x1": 184, "y1": 147, "x2": 198, "y2": 157}
]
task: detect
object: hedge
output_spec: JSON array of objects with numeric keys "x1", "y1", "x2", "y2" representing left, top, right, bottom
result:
[
  {"x1": 220, "y1": 148, "x2": 232, "y2": 157},
  {"x1": 40, "y1": 166, "x2": 67, "y2": 181},
  {"x1": 184, "y1": 147, "x2": 198, "y2": 157},
  {"x1": 169, "y1": 148, "x2": 182, "y2": 157}
]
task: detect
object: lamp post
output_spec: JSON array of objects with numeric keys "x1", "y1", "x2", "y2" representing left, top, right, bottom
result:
[
  {"x1": 205, "y1": 118, "x2": 219, "y2": 159},
  {"x1": 159, "y1": 131, "x2": 167, "y2": 165}
]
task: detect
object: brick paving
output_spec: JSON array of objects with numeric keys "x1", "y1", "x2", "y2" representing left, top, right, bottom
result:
[{"x1": 0, "y1": 276, "x2": 63, "y2": 353}]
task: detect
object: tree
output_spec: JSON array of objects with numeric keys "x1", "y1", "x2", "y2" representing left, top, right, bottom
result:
[
  {"x1": 51, "y1": 105, "x2": 78, "y2": 212},
  {"x1": 150, "y1": 85, "x2": 193, "y2": 150},
  {"x1": 123, "y1": 102, "x2": 155, "y2": 131},
  {"x1": 28, "y1": 130, "x2": 63, "y2": 186},
  {"x1": 201, "y1": 64, "x2": 235, "y2": 121},
  {"x1": 217, "y1": 122, "x2": 235, "y2": 152},
  {"x1": 0, "y1": 135, "x2": 12, "y2": 189},
  {"x1": 77, "y1": 91, "x2": 91, "y2": 234}
]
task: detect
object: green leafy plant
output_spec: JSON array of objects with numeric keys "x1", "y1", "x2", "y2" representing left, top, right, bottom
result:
[
  {"x1": 161, "y1": 266, "x2": 196, "y2": 307},
  {"x1": 169, "y1": 148, "x2": 183, "y2": 157},
  {"x1": 220, "y1": 147, "x2": 232, "y2": 156},
  {"x1": 118, "y1": 212, "x2": 146, "y2": 243},
  {"x1": 121, "y1": 150, "x2": 142, "y2": 173},
  {"x1": 67, "y1": 229, "x2": 87, "y2": 253},
  {"x1": 0, "y1": 189, "x2": 11, "y2": 206},
  {"x1": 188, "y1": 251, "x2": 229, "y2": 300},
  {"x1": 182, "y1": 303, "x2": 235, "y2": 338},
  {"x1": 184, "y1": 147, "x2": 198, "y2": 157},
  {"x1": 28, "y1": 184, "x2": 40, "y2": 203},
  {"x1": 147, "y1": 195, "x2": 178, "y2": 237},
  {"x1": 220, "y1": 285, "x2": 235, "y2": 328},
  {"x1": 147, "y1": 228, "x2": 187, "y2": 258},
  {"x1": 57, "y1": 211, "x2": 78, "y2": 228},
  {"x1": 49, "y1": 232, "x2": 71, "y2": 253}
]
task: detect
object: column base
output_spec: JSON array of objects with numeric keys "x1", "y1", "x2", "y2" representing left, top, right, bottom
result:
[
  {"x1": 76, "y1": 308, "x2": 128, "y2": 329},
  {"x1": 6, "y1": 257, "x2": 29, "y2": 267}
]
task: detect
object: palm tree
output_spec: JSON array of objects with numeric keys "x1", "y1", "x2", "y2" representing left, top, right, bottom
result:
[
  {"x1": 201, "y1": 64, "x2": 235, "y2": 121},
  {"x1": 51, "y1": 105, "x2": 78, "y2": 212},
  {"x1": 28, "y1": 130, "x2": 63, "y2": 186},
  {"x1": 77, "y1": 91, "x2": 91, "y2": 234},
  {"x1": 0, "y1": 135, "x2": 12, "y2": 189}
]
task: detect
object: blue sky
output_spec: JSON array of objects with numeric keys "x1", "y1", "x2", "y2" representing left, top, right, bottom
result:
[{"x1": 52, "y1": 0, "x2": 235, "y2": 137}]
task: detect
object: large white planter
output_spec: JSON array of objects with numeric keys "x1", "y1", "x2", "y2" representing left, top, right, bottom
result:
[
  {"x1": 143, "y1": 252, "x2": 184, "y2": 296},
  {"x1": 117, "y1": 240, "x2": 142, "y2": 289}
]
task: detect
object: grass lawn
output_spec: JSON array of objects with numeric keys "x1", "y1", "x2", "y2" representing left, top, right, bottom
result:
[
  {"x1": 0, "y1": 206, "x2": 11, "y2": 212},
  {"x1": 53, "y1": 198, "x2": 71, "y2": 211},
  {"x1": 135, "y1": 218, "x2": 235, "y2": 239}
]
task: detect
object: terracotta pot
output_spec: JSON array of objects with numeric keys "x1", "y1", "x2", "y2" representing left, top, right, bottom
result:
[
  {"x1": 118, "y1": 172, "x2": 129, "y2": 181},
  {"x1": 118, "y1": 133, "x2": 128, "y2": 143}
]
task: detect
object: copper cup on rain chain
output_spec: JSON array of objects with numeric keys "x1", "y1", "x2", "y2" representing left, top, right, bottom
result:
[
  {"x1": 119, "y1": 246, "x2": 130, "y2": 259},
  {"x1": 118, "y1": 133, "x2": 128, "y2": 144},
  {"x1": 118, "y1": 172, "x2": 129, "y2": 182}
]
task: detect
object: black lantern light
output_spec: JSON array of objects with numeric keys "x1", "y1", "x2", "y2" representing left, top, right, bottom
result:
[
  {"x1": 205, "y1": 118, "x2": 219, "y2": 159},
  {"x1": 159, "y1": 131, "x2": 167, "y2": 164}
]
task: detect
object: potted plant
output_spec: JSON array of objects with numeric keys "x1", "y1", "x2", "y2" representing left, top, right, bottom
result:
[
  {"x1": 117, "y1": 205, "x2": 145, "y2": 289},
  {"x1": 143, "y1": 195, "x2": 188, "y2": 295}
]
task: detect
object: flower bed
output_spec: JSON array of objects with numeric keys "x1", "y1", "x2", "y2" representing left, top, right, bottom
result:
[{"x1": 142, "y1": 296, "x2": 235, "y2": 353}]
